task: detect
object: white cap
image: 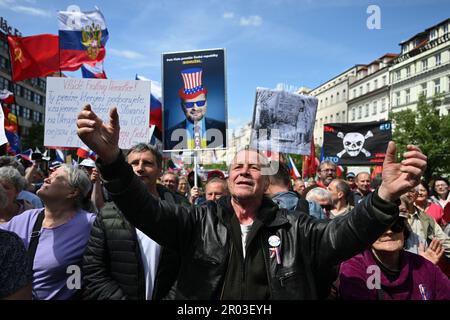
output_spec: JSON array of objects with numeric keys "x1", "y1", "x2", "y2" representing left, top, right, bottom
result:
[{"x1": 79, "y1": 158, "x2": 96, "y2": 168}]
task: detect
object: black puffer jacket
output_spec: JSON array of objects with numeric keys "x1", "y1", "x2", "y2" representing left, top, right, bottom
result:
[
  {"x1": 82, "y1": 184, "x2": 189, "y2": 300},
  {"x1": 98, "y1": 152, "x2": 399, "y2": 300}
]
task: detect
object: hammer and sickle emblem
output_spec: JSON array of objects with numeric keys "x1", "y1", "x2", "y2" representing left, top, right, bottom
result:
[{"x1": 14, "y1": 48, "x2": 23, "y2": 63}]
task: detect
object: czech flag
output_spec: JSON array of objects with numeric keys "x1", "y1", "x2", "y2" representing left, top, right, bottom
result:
[
  {"x1": 17, "y1": 148, "x2": 33, "y2": 161},
  {"x1": 287, "y1": 155, "x2": 301, "y2": 179},
  {"x1": 58, "y1": 7, "x2": 108, "y2": 71}
]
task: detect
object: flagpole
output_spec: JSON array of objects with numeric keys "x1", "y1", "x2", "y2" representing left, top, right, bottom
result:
[{"x1": 193, "y1": 149, "x2": 198, "y2": 188}]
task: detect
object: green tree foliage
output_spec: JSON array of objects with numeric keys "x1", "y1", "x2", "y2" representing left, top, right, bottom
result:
[{"x1": 390, "y1": 94, "x2": 450, "y2": 182}]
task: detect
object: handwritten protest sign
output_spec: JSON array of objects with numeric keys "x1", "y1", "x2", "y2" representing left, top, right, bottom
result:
[
  {"x1": 44, "y1": 77, "x2": 150, "y2": 149},
  {"x1": 0, "y1": 106, "x2": 7, "y2": 146}
]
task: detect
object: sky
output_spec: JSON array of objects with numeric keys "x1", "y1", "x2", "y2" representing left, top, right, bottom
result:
[{"x1": 1, "y1": 0, "x2": 450, "y2": 133}]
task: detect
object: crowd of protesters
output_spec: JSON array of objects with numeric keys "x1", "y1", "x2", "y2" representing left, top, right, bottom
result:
[{"x1": 0, "y1": 108, "x2": 449, "y2": 300}]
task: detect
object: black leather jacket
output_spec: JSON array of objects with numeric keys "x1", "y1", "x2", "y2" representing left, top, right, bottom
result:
[{"x1": 98, "y1": 152, "x2": 399, "y2": 300}]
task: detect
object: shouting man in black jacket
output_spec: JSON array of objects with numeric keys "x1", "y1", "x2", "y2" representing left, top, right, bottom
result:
[
  {"x1": 82, "y1": 143, "x2": 189, "y2": 300},
  {"x1": 77, "y1": 105, "x2": 427, "y2": 299}
]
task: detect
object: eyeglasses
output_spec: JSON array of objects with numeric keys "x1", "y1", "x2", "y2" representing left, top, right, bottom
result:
[
  {"x1": 390, "y1": 218, "x2": 406, "y2": 233},
  {"x1": 321, "y1": 169, "x2": 335, "y2": 173},
  {"x1": 183, "y1": 100, "x2": 206, "y2": 108}
]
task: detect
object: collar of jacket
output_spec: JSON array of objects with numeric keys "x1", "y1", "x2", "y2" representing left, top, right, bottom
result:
[{"x1": 216, "y1": 195, "x2": 289, "y2": 227}]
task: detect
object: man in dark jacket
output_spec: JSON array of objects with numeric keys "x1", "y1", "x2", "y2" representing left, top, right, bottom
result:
[
  {"x1": 77, "y1": 105, "x2": 427, "y2": 299},
  {"x1": 82, "y1": 143, "x2": 189, "y2": 300}
]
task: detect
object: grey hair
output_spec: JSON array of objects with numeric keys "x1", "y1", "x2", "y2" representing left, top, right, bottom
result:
[
  {"x1": 0, "y1": 183, "x2": 7, "y2": 209},
  {"x1": 59, "y1": 164, "x2": 92, "y2": 209},
  {"x1": 319, "y1": 160, "x2": 336, "y2": 171},
  {"x1": 305, "y1": 187, "x2": 332, "y2": 204},
  {"x1": 0, "y1": 167, "x2": 27, "y2": 193},
  {"x1": 0, "y1": 156, "x2": 25, "y2": 176}
]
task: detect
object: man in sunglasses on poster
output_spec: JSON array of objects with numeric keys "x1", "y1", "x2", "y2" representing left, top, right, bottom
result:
[{"x1": 166, "y1": 68, "x2": 226, "y2": 150}]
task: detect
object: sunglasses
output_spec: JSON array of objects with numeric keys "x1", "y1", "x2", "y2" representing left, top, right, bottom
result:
[
  {"x1": 390, "y1": 218, "x2": 406, "y2": 233},
  {"x1": 183, "y1": 100, "x2": 206, "y2": 108}
]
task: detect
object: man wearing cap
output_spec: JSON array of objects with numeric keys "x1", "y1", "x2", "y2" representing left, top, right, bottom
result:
[
  {"x1": 165, "y1": 68, "x2": 226, "y2": 150},
  {"x1": 345, "y1": 172, "x2": 357, "y2": 192},
  {"x1": 77, "y1": 105, "x2": 427, "y2": 300}
]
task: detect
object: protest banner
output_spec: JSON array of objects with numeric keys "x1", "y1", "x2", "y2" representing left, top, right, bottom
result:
[
  {"x1": 250, "y1": 88, "x2": 318, "y2": 155},
  {"x1": 162, "y1": 48, "x2": 227, "y2": 151},
  {"x1": 44, "y1": 77, "x2": 150, "y2": 149},
  {"x1": 322, "y1": 121, "x2": 392, "y2": 165}
]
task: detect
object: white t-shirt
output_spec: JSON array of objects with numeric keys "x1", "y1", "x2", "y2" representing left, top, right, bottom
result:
[
  {"x1": 240, "y1": 223, "x2": 253, "y2": 259},
  {"x1": 135, "y1": 228, "x2": 161, "y2": 300}
]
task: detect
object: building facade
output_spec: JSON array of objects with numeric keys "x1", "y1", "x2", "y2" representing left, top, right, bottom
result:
[
  {"x1": 389, "y1": 18, "x2": 450, "y2": 115},
  {"x1": 347, "y1": 54, "x2": 398, "y2": 123},
  {"x1": 308, "y1": 65, "x2": 365, "y2": 145}
]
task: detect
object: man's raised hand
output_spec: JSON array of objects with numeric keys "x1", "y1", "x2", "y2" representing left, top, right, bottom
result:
[
  {"x1": 76, "y1": 104, "x2": 120, "y2": 164},
  {"x1": 378, "y1": 141, "x2": 427, "y2": 202}
]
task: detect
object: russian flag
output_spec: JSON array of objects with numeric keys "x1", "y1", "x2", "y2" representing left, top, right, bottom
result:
[
  {"x1": 136, "y1": 75, "x2": 162, "y2": 140},
  {"x1": 58, "y1": 7, "x2": 108, "y2": 71},
  {"x1": 77, "y1": 146, "x2": 97, "y2": 160},
  {"x1": 81, "y1": 61, "x2": 107, "y2": 79},
  {"x1": 287, "y1": 155, "x2": 301, "y2": 179}
]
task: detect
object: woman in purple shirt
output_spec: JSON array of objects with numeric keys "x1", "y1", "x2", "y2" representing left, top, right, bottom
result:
[
  {"x1": 1, "y1": 164, "x2": 95, "y2": 300},
  {"x1": 339, "y1": 207, "x2": 450, "y2": 300}
]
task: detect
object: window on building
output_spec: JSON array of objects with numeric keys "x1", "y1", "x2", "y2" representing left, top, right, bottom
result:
[
  {"x1": 325, "y1": 116, "x2": 328, "y2": 124},
  {"x1": 406, "y1": 66, "x2": 411, "y2": 77},
  {"x1": 435, "y1": 53, "x2": 441, "y2": 66},
  {"x1": 430, "y1": 29, "x2": 437, "y2": 40},
  {"x1": 33, "y1": 111, "x2": 40, "y2": 122},
  {"x1": 448, "y1": 76, "x2": 450, "y2": 92},
  {"x1": 30, "y1": 78, "x2": 38, "y2": 87},
  {"x1": 365, "y1": 104, "x2": 369, "y2": 117},
  {"x1": 351, "y1": 108, "x2": 355, "y2": 121},
  {"x1": 395, "y1": 92, "x2": 401, "y2": 106},
  {"x1": 372, "y1": 101, "x2": 378, "y2": 115},
  {"x1": 353, "y1": 89, "x2": 356, "y2": 99},
  {"x1": 320, "y1": 118, "x2": 323, "y2": 126},
  {"x1": 358, "y1": 106, "x2": 362, "y2": 119},
  {"x1": 39, "y1": 79, "x2": 46, "y2": 90},
  {"x1": 342, "y1": 110, "x2": 346, "y2": 121},
  {"x1": 325, "y1": 97, "x2": 328, "y2": 105},
  {"x1": 330, "y1": 114, "x2": 334, "y2": 123},
  {"x1": 422, "y1": 59, "x2": 428, "y2": 71},
  {"x1": 331, "y1": 95, "x2": 334, "y2": 104},
  {"x1": 366, "y1": 83, "x2": 370, "y2": 93},
  {"x1": 420, "y1": 83, "x2": 427, "y2": 98},
  {"x1": 434, "y1": 79, "x2": 441, "y2": 94},
  {"x1": 342, "y1": 89, "x2": 346, "y2": 100},
  {"x1": 359, "y1": 86, "x2": 363, "y2": 95},
  {"x1": 23, "y1": 107, "x2": 31, "y2": 120},
  {"x1": 395, "y1": 70, "x2": 401, "y2": 81},
  {"x1": 381, "y1": 98, "x2": 386, "y2": 112},
  {"x1": 374, "y1": 79, "x2": 378, "y2": 89},
  {"x1": 11, "y1": 104, "x2": 19, "y2": 115},
  {"x1": 382, "y1": 75, "x2": 387, "y2": 86},
  {"x1": 405, "y1": 89, "x2": 410, "y2": 103},
  {"x1": 336, "y1": 92, "x2": 340, "y2": 102},
  {"x1": 444, "y1": 24, "x2": 449, "y2": 34},
  {"x1": 336, "y1": 112, "x2": 340, "y2": 122}
]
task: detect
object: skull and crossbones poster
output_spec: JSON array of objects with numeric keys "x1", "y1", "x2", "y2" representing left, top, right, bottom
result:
[{"x1": 322, "y1": 121, "x2": 392, "y2": 165}]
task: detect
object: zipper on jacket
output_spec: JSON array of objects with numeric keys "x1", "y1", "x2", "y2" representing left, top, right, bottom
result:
[{"x1": 219, "y1": 242, "x2": 233, "y2": 300}]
